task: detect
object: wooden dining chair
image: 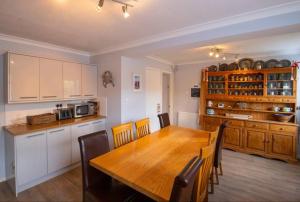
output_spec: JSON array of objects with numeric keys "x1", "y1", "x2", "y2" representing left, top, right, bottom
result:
[
  {"x1": 157, "y1": 113, "x2": 170, "y2": 128},
  {"x1": 112, "y1": 122, "x2": 134, "y2": 148},
  {"x1": 78, "y1": 131, "x2": 136, "y2": 202},
  {"x1": 208, "y1": 126, "x2": 220, "y2": 145},
  {"x1": 135, "y1": 118, "x2": 151, "y2": 139},
  {"x1": 213, "y1": 121, "x2": 228, "y2": 183},
  {"x1": 194, "y1": 138, "x2": 217, "y2": 202}
]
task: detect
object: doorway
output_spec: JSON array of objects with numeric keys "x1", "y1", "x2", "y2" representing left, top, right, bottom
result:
[{"x1": 162, "y1": 73, "x2": 170, "y2": 114}]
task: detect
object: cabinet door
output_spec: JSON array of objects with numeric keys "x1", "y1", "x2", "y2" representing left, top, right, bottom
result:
[
  {"x1": 47, "y1": 127, "x2": 71, "y2": 173},
  {"x1": 269, "y1": 133, "x2": 294, "y2": 158},
  {"x1": 203, "y1": 117, "x2": 221, "y2": 131},
  {"x1": 63, "y1": 62, "x2": 82, "y2": 99},
  {"x1": 8, "y1": 53, "x2": 39, "y2": 102},
  {"x1": 16, "y1": 131, "x2": 47, "y2": 186},
  {"x1": 40, "y1": 58, "x2": 63, "y2": 101},
  {"x1": 71, "y1": 123, "x2": 91, "y2": 164},
  {"x1": 82, "y1": 65, "x2": 98, "y2": 99},
  {"x1": 244, "y1": 129, "x2": 267, "y2": 153},
  {"x1": 90, "y1": 119, "x2": 106, "y2": 133},
  {"x1": 223, "y1": 127, "x2": 242, "y2": 148}
]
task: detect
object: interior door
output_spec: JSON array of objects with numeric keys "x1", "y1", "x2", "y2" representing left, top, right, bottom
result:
[{"x1": 145, "y1": 68, "x2": 162, "y2": 132}]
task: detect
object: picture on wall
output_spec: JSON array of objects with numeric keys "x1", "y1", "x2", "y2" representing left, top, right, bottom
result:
[{"x1": 133, "y1": 74, "x2": 142, "y2": 91}]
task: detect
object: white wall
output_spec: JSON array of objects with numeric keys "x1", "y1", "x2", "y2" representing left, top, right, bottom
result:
[
  {"x1": 0, "y1": 38, "x2": 90, "y2": 181},
  {"x1": 121, "y1": 56, "x2": 172, "y2": 123}
]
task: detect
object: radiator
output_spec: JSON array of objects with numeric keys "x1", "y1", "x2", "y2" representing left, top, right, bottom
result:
[{"x1": 177, "y1": 111, "x2": 199, "y2": 129}]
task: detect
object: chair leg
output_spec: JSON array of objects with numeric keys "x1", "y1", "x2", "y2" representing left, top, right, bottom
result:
[
  {"x1": 219, "y1": 162, "x2": 223, "y2": 176},
  {"x1": 215, "y1": 167, "x2": 219, "y2": 185},
  {"x1": 210, "y1": 168, "x2": 214, "y2": 194}
]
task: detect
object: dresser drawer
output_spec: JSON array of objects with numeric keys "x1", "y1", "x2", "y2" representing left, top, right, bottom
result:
[
  {"x1": 246, "y1": 121, "x2": 268, "y2": 130},
  {"x1": 270, "y1": 124, "x2": 297, "y2": 133},
  {"x1": 225, "y1": 119, "x2": 244, "y2": 127},
  {"x1": 204, "y1": 117, "x2": 222, "y2": 125}
]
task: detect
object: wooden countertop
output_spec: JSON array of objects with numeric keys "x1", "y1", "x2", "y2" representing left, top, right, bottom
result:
[
  {"x1": 203, "y1": 114, "x2": 298, "y2": 126},
  {"x1": 4, "y1": 115, "x2": 106, "y2": 136}
]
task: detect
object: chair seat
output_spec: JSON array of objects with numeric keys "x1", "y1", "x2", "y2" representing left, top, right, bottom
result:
[{"x1": 85, "y1": 180, "x2": 136, "y2": 202}]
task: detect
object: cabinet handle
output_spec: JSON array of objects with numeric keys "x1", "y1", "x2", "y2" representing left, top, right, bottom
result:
[
  {"x1": 78, "y1": 124, "x2": 89, "y2": 128},
  {"x1": 49, "y1": 129, "x2": 64, "y2": 133},
  {"x1": 93, "y1": 121, "x2": 103, "y2": 124},
  {"x1": 279, "y1": 128, "x2": 283, "y2": 131},
  {"x1": 27, "y1": 133, "x2": 44, "y2": 138},
  {"x1": 20, "y1": 96, "x2": 37, "y2": 99},
  {"x1": 42, "y1": 96, "x2": 57, "y2": 98},
  {"x1": 70, "y1": 95, "x2": 81, "y2": 97}
]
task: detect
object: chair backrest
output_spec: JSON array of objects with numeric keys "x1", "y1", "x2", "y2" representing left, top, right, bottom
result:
[
  {"x1": 135, "y1": 118, "x2": 151, "y2": 139},
  {"x1": 78, "y1": 131, "x2": 111, "y2": 191},
  {"x1": 112, "y1": 122, "x2": 134, "y2": 148},
  {"x1": 158, "y1": 113, "x2": 170, "y2": 129},
  {"x1": 169, "y1": 156, "x2": 203, "y2": 202},
  {"x1": 208, "y1": 126, "x2": 220, "y2": 145},
  {"x1": 214, "y1": 121, "x2": 228, "y2": 167},
  {"x1": 195, "y1": 141, "x2": 216, "y2": 202}
]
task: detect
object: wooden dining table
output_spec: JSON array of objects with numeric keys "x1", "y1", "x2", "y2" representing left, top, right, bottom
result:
[{"x1": 89, "y1": 125, "x2": 210, "y2": 202}]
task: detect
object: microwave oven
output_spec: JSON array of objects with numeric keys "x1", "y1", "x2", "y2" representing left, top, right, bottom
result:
[{"x1": 67, "y1": 102, "x2": 97, "y2": 118}]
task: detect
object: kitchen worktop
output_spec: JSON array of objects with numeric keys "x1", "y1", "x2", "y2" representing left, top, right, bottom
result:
[{"x1": 4, "y1": 115, "x2": 106, "y2": 136}]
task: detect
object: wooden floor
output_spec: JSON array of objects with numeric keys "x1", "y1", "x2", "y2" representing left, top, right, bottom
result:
[{"x1": 0, "y1": 150, "x2": 300, "y2": 202}]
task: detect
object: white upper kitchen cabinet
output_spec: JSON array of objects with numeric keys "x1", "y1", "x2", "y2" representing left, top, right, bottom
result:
[
  {"x1": 7, "y1": 53, "x2": 39, "y2": 103},
  {"x1": 63, "y1": 62, "x2": 82, "y2": 99},
  {"x1": 40, "y1": 58, "x2": 63, "y2": 101},
  {"x1": 82, "y1": 65, "x2": 98, "y2": 98}
]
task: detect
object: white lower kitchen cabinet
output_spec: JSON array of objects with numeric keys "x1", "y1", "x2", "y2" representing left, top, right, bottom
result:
[
  {"x1": 71, "y1": 123, "x2": 92, "y2": 164},
  {"x1": 16, "y1": 131, "x2": 47, "y2": 187},
  {"x1": 5, "y1": 118, "x2": 106, "y2": 196},
  {"x1": 47, "y1": 127, "x2": 71, "y2": 173}
]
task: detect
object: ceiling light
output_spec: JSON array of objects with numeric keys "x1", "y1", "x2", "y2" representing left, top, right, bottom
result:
[
  {"x1": 222, "y1": 56, "x2": 226, "y2": 60},
  {"x1": 215, "y1": 53, "x2": 219, "y2": 58},
  {"x1": 209, "y1": 51, "x2": 214, "y2": 57},
  {"x1": 97, "y1": 0, "x2": 104, "y2": 12},
  {"x1": 122, "y1": 5, "x2": 130, "y2": 18}
]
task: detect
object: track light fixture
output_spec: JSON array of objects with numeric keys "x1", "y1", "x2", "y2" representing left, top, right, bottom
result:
[
  {"x1": 97, "y1": 0, "x2": 104, "y2": 12},
  {"x1": 97, "y1": 0, "x2": 136, "y2": 18},
  {"x1": 122, "y1": 5, "x2": 130, "y2": 18}
]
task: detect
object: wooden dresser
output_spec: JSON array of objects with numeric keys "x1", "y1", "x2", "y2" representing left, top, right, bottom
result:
[{"x1": 200, "y1": 67, "x2": 298, "y2": 163}]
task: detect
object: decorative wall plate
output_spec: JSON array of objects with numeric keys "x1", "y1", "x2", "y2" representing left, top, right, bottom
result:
[
  {"x1": 208, "y1": 65, "x2": 217, "y2": 72},
  {"x1": 238, "y1": 58, "x2": 254, "y2": 70},
  {"x1": 228, "y1": 62, "x2": 238, "y2": 71},
  {"x1": 219, "y1": 63, "x2": 228, "y2": 71},
  {"x1": 265, "y1": 59, "x2": 279, "y2": 69},
  {"x1": 279, "y1": 59, "x2": 291, "y2": 67},
  {"x1": 253, "y1": 60, "x2": 265, "y2": 70}
]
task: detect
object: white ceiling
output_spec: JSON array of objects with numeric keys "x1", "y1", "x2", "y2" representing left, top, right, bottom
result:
[
  {"x1": 151, "y1": 32, "x2": 300, "y2": 65},
  {"x1": 0, "y1": 0, "x2": 297, "y2": 53}
]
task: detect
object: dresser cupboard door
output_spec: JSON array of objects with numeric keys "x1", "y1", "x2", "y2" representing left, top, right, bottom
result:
[
  {"x1": 40, "y1": 58, "x2": 63, "y2": 101},
  {"x1": 47, "y1": 127, "x2": 71, "y2": 173},
  {"x1": 8, "y1": 53, "x2": 39, "y2": 103},
  {"x1": 244, "y1": 129, "x2": 267, "y2": 153},
  {"x1": 268, "y1": 133, "x2": 294, "y2": 158},
  {"x1": 82, "y1": 65, "x2": 98, "y2": 99},
  {"x1": 223, "y1": 127, "x2": 242, "y2": 148},
  {"x1": 16, "y1": 132, "x2": 47, "y2": 186},
  {"x1": 71, "y1": 123, "x2": 91, "y2": 164},
  {"x1": 63, "y1": 62, "x2": 82, "y2": 99}
]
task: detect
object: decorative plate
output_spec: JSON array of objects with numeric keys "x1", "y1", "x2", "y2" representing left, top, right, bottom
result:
[
  {"x1": 219, "y1": 63, "x2": 228, "y2": 71},
  {"x1": 253, "y1": 60, "x2": 265, "y2": 70},
  {"x1": 265, "y1": 59, "x2": 279, "y2": 69},
  {"x1": 208, "y1": 65, "x2": 217, "y2": 72},
  {"x1": 238, "y1": 58, "x2": 254, "y2": 70},
  {"x1": 228, "y1": 62, "x2": 238, "y2": 71},
  {"x1": 279, "y1": 59, "x2": 291, "y2": 67}
]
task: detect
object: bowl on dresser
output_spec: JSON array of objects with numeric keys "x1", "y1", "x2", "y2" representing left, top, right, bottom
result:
[{"x1": 272, "y1": 113, "x2": 294, "y2": 122}]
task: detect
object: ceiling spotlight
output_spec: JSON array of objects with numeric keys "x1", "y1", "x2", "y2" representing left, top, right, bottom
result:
[
  {"x1": 209, "y1": 51, "x2": 214, "y2": 57},
  {"x1": 122, "y1": 5, "x2": 130, "y2": 18},
  {"x1": 97, "y1": 0, "x2": 104, "y2": 12},
  {"x1": 215, "y1": 53, "x2": 219, "y2": 58},
  {"x1": 222, "y1": 56, "x2": 226, "y2": 60}
]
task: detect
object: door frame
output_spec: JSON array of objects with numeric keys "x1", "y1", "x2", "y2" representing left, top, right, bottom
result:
[{"x1": 145, "y1": 67, "x2": 174, "y2": 125}]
